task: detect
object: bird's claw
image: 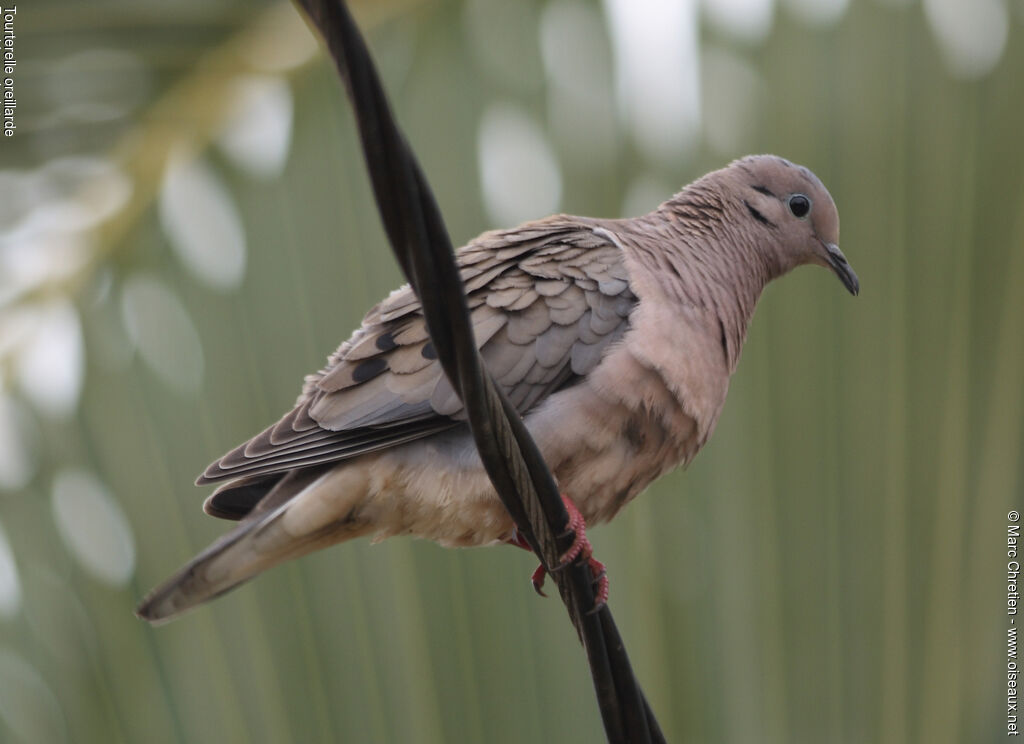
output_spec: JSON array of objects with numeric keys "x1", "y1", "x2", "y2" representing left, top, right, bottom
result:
[
  {"x1": 528, "y1": 494, "x2": 609, "y2": 608},
  {"x1": 555, "y1": 496, "x2": 589, "y2": 567},
  {"x1": 531, "y1": 555, "x2": 608, "y2": 607},
  {"x1": 530, "y1": 564, "x2": 548, "y2": 597}
]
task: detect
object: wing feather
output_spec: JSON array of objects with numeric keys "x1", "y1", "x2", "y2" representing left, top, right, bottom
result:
[{"x1": 198, "y1": 219, "x2": 638, "y2": 491}]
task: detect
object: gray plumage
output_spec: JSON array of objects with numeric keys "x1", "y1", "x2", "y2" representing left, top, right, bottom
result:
[{"x1": 137, "y1": 155, "x2": 858, "y2": 623}]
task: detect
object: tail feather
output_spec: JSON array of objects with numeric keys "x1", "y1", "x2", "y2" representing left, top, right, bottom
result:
[
  {"x1": 136, "y1": 466, "x2": 366, "y2": 624},
  {"x1": 202, "y1": 473, "x2": 285, "y2": 520}
]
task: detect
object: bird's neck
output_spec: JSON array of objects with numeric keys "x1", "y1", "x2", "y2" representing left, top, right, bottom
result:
[{"x1": 630, "y1": 193, "x2": 782, "y2": 372}]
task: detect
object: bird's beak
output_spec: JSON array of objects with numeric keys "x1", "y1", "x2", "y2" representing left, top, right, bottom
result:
[{"x1": 822, "y1": 242, "x2": 859, "y2": 296}]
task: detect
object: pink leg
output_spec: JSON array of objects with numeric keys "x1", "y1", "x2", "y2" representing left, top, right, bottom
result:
[{"x1": 504, "y1": 494, "x2": 609, "y2": 606}]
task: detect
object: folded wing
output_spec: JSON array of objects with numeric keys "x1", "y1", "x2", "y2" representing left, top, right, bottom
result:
[{"x1": 199, "y1": 218, "x2": 636, "y2": 516}]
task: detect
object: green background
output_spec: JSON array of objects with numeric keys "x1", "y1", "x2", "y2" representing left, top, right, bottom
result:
[{"x1": 0, "y1": 0, "x2": 1020, "y2": 741}]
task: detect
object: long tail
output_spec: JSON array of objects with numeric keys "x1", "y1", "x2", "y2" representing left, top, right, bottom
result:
[{"x1": 136, "y1": 466, "x2": 368, "y2": 624}]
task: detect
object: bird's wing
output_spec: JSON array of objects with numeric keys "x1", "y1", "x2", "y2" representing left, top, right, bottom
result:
[{"x1": 197, "y1": 218, "x2": 636, "y2": 489}]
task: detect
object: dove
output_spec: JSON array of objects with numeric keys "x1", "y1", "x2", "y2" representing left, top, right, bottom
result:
[{"x1": 137, "y1": 154, "x2": 858, "y2": 623}]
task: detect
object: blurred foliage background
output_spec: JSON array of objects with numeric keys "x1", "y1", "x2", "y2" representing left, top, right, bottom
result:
[{"x1": 0, "y1": 0, "x2": 1021, "y2": 741}]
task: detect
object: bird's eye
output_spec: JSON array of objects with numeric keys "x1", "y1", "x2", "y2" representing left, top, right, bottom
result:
[{"x1": 788, "y1": 194, "x2": 811, "y2": 219}]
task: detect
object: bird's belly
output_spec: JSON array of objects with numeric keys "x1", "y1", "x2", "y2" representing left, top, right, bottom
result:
[
  {"x1": 359, "y1": 363, "x2": 699, "y2": 548},
  {"x1": 551, "y1": 409, "x2": 696, "y2": 525}
]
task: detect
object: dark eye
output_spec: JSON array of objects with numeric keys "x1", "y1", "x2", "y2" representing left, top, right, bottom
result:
[{"x1": 788, "y1": 194, "x2": 811, "y2": 219}]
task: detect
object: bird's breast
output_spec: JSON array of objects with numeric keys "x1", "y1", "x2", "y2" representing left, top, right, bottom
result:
[{"x1": 525, "y1": 342, "x2": 702, "y2": 524}]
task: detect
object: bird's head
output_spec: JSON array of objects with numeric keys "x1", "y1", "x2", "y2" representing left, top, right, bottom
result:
[{"x1": 728, "y1": 154, "x2": 859, "y2": 296}]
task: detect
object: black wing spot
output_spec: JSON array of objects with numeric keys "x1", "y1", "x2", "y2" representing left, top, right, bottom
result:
[
  {"x1": 751, "y1": 184, "x2": 776, "y2": 198},
  {"x1": 375, "y1": 332, "x2": 397, "y2": 351},
  {"x1": 352, "y1": 356, "x2": 388, "y2": 383},
  {"x1": 422, "y1": 342, "x2": 438, "y2": 360},
  {"x1": 744, "y1": 200, "x2": 777, "y2": 228},
  {"x1": 718, "y1": 317, "x2": 729, "y2": 365}
]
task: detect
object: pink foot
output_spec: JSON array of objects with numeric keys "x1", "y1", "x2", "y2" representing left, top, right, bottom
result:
[{"x1": 505, "y1": 494, "x2": 609, "y2": 607}]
